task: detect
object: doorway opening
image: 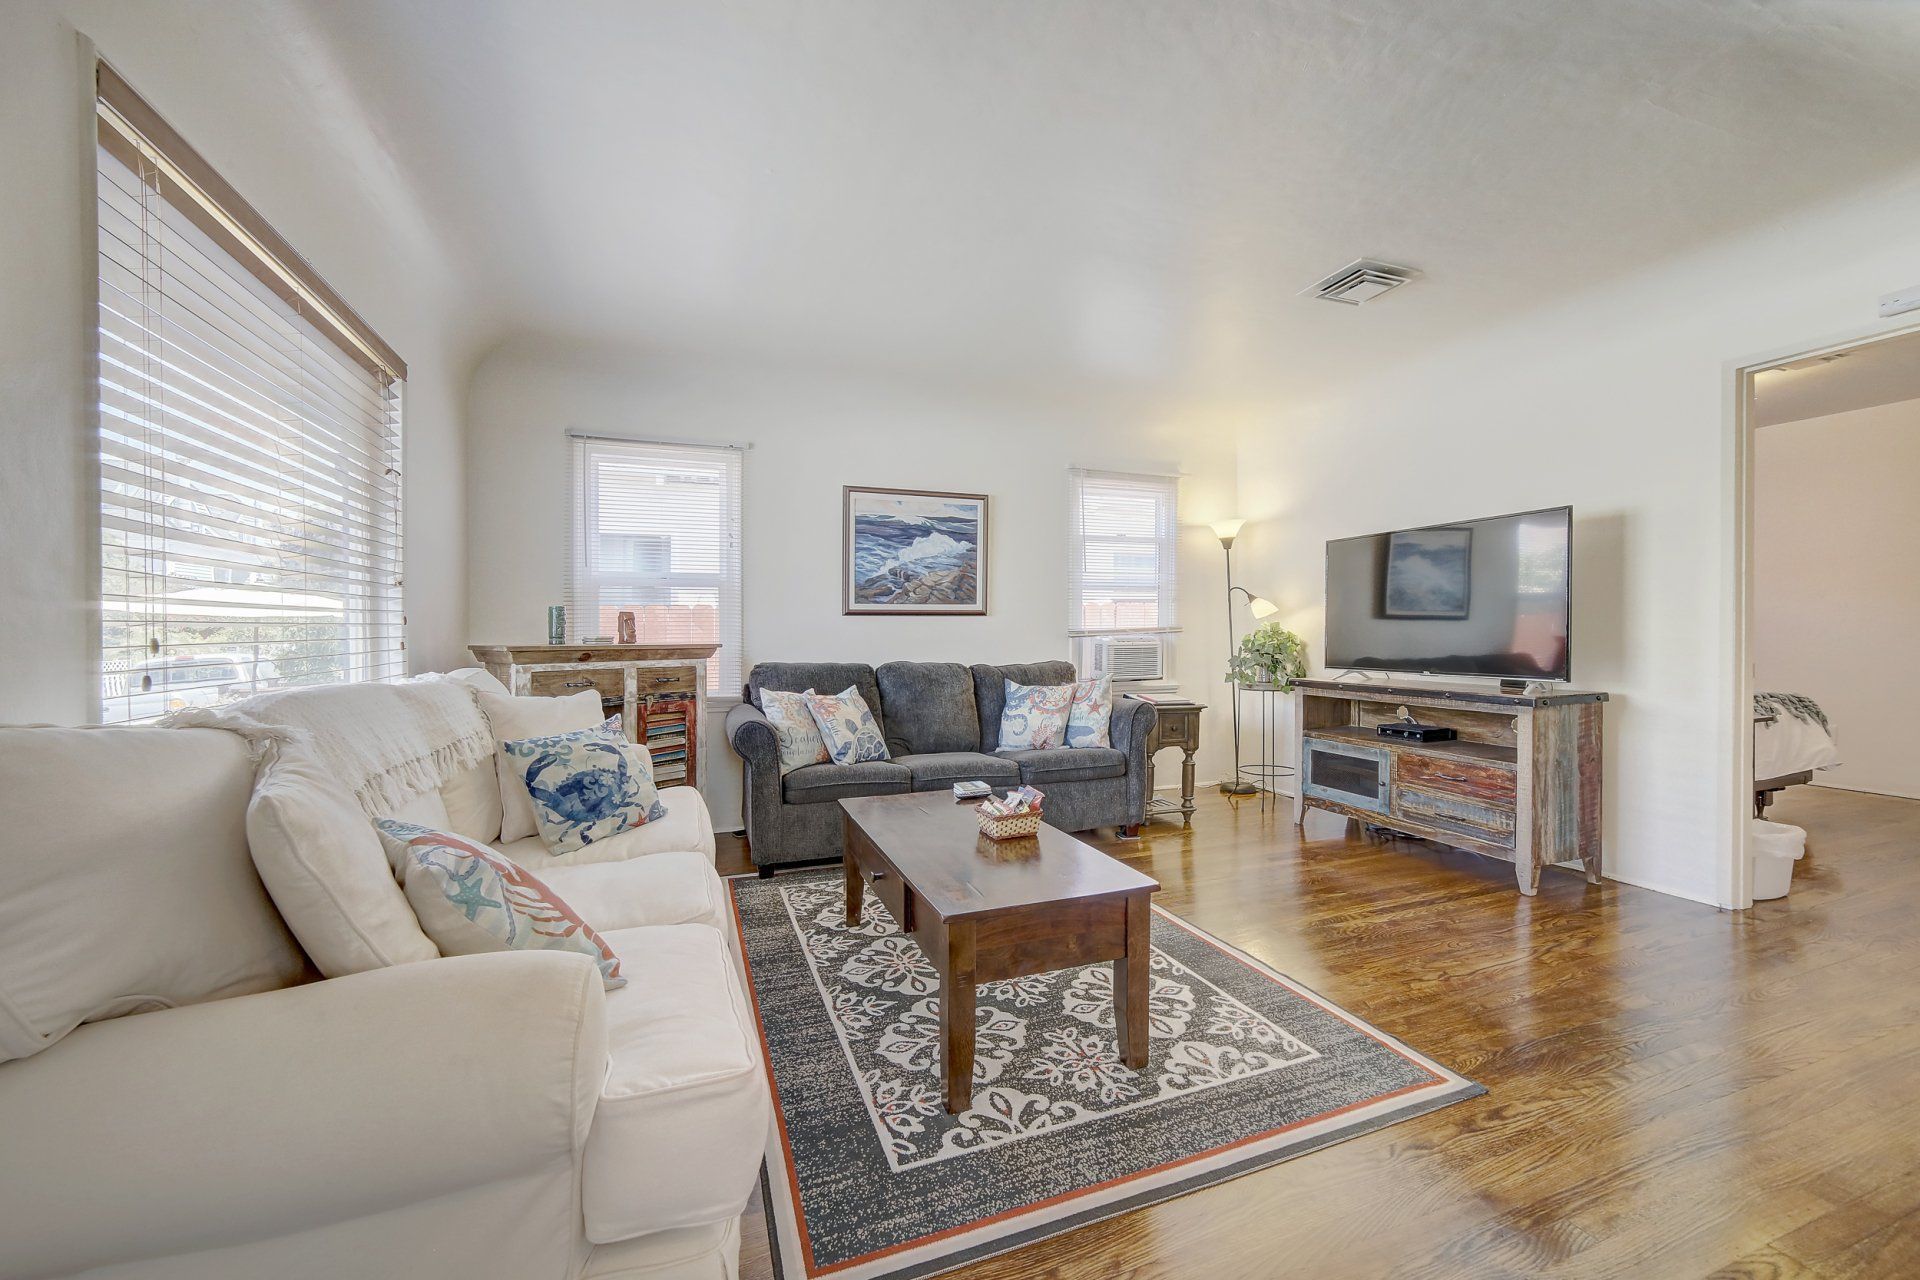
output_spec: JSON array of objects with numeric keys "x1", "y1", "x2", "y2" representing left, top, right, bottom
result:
[{"x1": 1729, "y1": 323, "x2": 1920, "y2": 907}]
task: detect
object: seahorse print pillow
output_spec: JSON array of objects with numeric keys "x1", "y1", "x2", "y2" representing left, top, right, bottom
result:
[
  {"x1": 374, "y1": 820, "x2": 626, "y2": 989},
  {"x1": 1066, "y1": 673, "x2": 1113, "y2": 748},
  {"x1": 999, "y1": 678, "x2": 1073, "y2": 750},
  {"x1": 502, "y1": 718, "x2": 667, "y2": 854},
  {"x1": 761, "y1": 687, "x2": 831, "y2": 773},
  {"x1": 803, "y1": 686, "x2": 890, "y2": 765}
]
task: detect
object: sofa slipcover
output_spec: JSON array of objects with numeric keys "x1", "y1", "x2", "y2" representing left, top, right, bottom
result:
[
  {"x1": 539, "y1": 852, "x2": 732, "y2": 934},
  {"x1": 0, "y1": 725, "x2": 310, "y2": 1065},
  {"x1": 582, "y1": 925, "x2": 769, "y2": 1243}
]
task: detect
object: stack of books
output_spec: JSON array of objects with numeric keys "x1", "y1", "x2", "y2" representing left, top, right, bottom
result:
[{"x1": 643, "y1": 700, "x2": 691, "y2": 784}]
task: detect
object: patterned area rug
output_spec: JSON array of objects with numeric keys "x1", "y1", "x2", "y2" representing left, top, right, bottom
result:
[{"x1": 731, "y1": 871, "x2": 1482, "y2": 1280}]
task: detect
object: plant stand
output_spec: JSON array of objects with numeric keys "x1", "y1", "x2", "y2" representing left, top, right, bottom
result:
[{"x1": 1234, "y1": 682, "x2": 1297, "y2": 812}]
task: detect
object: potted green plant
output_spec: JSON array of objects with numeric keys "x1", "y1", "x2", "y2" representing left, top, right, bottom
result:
[{"x1": 1226, "y1": 622, "x2": 1307, "y2": 689}]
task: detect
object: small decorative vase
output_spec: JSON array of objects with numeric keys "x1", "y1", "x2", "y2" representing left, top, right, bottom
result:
[
  {"x1": 547, "y1": 605, "x2": 566, "y2": 646},
  {"x1": 617, "y1": 611, "x2": 637, "y2": 645}
]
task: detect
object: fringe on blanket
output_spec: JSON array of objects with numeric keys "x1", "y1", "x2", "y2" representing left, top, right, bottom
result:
[{"x1": 162, "y1": 677, "x2": 494, "y2": 818}]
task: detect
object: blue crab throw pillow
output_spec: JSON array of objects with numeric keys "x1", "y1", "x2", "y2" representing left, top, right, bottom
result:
[{"x1": 502, "y1": 718, "x2": 667, "y2": 855}]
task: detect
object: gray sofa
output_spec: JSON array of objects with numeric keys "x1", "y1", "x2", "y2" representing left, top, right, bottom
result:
[{"x1": 724, "y1": 660, "x2": 1157, "y2": 873}]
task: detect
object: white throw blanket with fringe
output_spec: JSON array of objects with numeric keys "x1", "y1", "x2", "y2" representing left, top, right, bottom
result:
[{"x1": 167, "y1": 676, "x2": 492, "y2": 817}]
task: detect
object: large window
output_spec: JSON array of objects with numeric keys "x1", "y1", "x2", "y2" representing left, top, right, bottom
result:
[
  {"x1": 1066, "y1": 468, "x2": 1180, "y2": 638},
  {"x1": 94, "y1": 64, "x2": 406, "y2": 723},
  {"x1": 567, "y1": 435, "x2": 744, "y2": 696}
]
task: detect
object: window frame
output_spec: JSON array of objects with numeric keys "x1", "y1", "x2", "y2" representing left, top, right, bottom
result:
[
  {"x1": 1066, "y1": 468, "x2": 1182, "y2": 640},
  {"x1": 92, "y1": 61, "x2": 406, "y2": 724},
  {"x1": 565, "y1": 433, "x2": 745, "y2": 699}
]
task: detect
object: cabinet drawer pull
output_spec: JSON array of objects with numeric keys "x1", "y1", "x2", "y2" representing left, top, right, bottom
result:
[{"x1": 560, "y1": 679, "x2": 594, "y2": 690}]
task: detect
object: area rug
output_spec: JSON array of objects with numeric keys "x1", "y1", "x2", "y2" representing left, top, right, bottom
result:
[{"x1": 730, "y1": 871, "x2": 1482, "y2": 1280}]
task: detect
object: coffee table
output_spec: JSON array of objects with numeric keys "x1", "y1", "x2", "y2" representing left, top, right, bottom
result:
[{"x1": 839, "y1": 791, "x2": 1160, "y2": 1113}]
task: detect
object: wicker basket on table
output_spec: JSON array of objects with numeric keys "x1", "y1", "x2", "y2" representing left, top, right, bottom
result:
[{"x1": 977, "y1": 806, "x2": 1044, "y2": 841}]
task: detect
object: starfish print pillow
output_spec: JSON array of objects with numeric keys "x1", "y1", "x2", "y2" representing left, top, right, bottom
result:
[{"x1": 375, "y1": 820, "x2": 626, "y2": 989}]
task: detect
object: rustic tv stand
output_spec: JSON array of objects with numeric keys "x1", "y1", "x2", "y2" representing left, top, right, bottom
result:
[{"x1": 1292, "y1": 678, "x2": 1606, "y2": 895}]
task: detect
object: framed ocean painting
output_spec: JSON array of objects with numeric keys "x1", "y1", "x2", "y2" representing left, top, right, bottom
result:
[{"x1": 842, "y1": 486, "x2": 989, "y2": 615}]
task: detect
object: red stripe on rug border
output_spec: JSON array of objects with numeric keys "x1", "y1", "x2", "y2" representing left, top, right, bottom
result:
[{"x1": 731, "y1": 880, "x2": 1461, "y2": 1280}]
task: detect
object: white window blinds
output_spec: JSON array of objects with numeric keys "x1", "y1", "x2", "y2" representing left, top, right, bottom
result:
[
  {"x1": 1066, "y1": 469, "x2": 1179, "y2": 635},
  {"x1": 95, "y1": 67, "x2": 406, "y2": 724},
  {"x1": 567, "y1": 435, "x2": 744, "y2": 696}
]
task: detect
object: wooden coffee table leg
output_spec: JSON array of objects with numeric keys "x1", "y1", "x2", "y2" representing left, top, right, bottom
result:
[
  {"x1": 1114, "y1": 892, "x2": 1150, "y2": 1069},
  {"x1": 843, "y1": 850, "x2": 863, "y2": 926},
  {"x1": 941, "y1": 922, "x2": 977, "y2": 1113}
]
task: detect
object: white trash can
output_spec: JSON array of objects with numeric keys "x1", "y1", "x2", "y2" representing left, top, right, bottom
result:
[{"x1": 1750, "y1": 819, "x2": 1807, "y2": 901}]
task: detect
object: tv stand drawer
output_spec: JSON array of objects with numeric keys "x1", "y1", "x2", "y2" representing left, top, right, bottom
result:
[
  {"x1": 1393, "y1": 785, "x2": 1515, "y2": 848},
  {"x1": 1397, "y1": 752, "x2": 1516, "y2": 806}
]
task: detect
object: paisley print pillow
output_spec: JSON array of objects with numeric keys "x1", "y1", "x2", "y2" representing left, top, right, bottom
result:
[
  {"x1": 374, "y1": 820, "x2": 625, "y2": 989},
  {"x1": 1066, "y1": 674, "x2": 1113, "y2": 748},
  {"x1": 999, "y1": 678, "x2": 1073, "y2": 750},
  {"x1": 803, "y1": 686, "x2": 890, "y2": 765},
  {"x1": 761, "y1": 687, "x2": 831, "y2": 773},
  {"x1": 503, "y1": 718, "x2": 666, "y2": 855}
]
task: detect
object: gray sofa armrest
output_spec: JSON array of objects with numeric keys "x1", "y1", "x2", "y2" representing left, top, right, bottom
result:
[
  {"x1": 1111, "y1": 695, "x2": 1157, "y2": 824},
  {"x1": 725, "y1": 701, "x2": 784, "y2": 862}
]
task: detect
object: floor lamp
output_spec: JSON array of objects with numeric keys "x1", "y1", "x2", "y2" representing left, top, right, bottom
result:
[{"x1": 1212, "y1": 520, "x2": 1278, "y2": 796}]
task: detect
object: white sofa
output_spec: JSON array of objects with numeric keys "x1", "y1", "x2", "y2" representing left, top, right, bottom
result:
[{"x1": 0, "y1": 673, "x2": 768, "y2": 1280}]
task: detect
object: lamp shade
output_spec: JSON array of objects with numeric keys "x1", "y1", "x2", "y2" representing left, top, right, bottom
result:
[
  {"x1": 1211, "y1": 518, "x2": 1246, "y2": 546},
  {"x1": 1248, "y1": 596, "x2": 1279, "y2": 619}
]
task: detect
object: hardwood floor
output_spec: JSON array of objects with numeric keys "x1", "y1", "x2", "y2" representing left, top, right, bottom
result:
[{"x1": 716, "y1": 784, "x2": 1920, "y2": 1279}]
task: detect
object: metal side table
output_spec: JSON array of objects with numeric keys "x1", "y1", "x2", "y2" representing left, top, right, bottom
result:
[{"x1": 1234, "y1": 683, "x2": 1296, "y2": 811}]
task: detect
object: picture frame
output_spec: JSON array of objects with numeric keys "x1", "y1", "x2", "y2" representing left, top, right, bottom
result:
[
  {"x1": 842, "y1": 486, "x2": 989, "y2": 615},
  {"x1": 1382, "y1": 526, "x2": 1472, "y2": 619}
]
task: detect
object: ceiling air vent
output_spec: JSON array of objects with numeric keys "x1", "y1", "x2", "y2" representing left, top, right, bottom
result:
[{"x1": 1303, "y1": 259, "x2": 1419, "y2": 305}]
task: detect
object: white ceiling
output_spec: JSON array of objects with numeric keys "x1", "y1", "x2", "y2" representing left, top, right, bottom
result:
[
  {"x1": 282, "y1": 0, "x2": 1920, "y2": 399},
  {"x1": 1753, "y1": 328, "x2": 1920, "y2": 427}
]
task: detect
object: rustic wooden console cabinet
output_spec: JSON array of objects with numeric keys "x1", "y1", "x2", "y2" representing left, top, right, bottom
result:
[
  {"x1": 1292, "y1": 678, "x2": 1606, "y2": 895},
  {"x1": 469, "y1": 644, "x2": 717, "y2": 791}
]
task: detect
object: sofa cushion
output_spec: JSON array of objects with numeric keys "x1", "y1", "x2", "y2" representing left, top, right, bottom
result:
[
  {"x1": 581, "y1": 924, "x2": 769, "y2": 1242},
  {"x1": 0, "y1": 726, "x2": 310, "y2": 1065},
  {"x1": 875, "y1": 661, "x2": 980, "y2": 756},
  {"x1": 895, "y1": 751, "x2": 1021, "y2": 792},
  {"x1": 492, "y1": 784, "x2": 717, "y2": 869},
  {"x1": 747, "y1": 662, "x2": 885, "y2": 739},
  {"x1": 375, "y1": 821, "x2": 627, "y2": 989},
  {"x1": 248, "y1": 741, "x2": 441, "y2": 979},
  {"x1": 475, "y1": 688, "x2": 606, "y2": 843},
  {"x1": 536, "y1": 851, "x2": 730, "y2": 934},
  {"x1": 781, "y1": 760, "x2": 912, "y2": 805},
  {"x1": 999, "y1": 746, "x2": 1129, "y2": 784},
  {"x1": 971, "y1": 661, "x2": 1077, "y2": 749}
]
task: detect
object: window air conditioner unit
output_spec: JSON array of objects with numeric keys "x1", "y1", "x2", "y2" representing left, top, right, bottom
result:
[{"x1": 1090, "y1": 634, "x2": 1165, "y2": 683}]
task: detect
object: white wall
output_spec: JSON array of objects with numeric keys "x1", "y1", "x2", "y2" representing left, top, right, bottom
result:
[
  {"x1": 467, "y1": 338, "x2": 1242, "y2": 828},
  {"x1": 1236, "y1": 168, "x2": 1920, "y2": 907},
  {"x1": 0, "y1": 1, "x2": 477, "y2": 725},
  {"x1": 1754, "y1": 398, "x2": 1920, "y2": 799}
]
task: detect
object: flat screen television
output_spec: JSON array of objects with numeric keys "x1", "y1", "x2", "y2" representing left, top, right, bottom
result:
[{"x1": 1324, "y1": 506, "x2": 1572, "y2": 682}]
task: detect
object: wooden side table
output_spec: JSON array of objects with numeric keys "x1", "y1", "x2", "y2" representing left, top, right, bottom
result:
[{"x1": 1141, "y1": 700, "x2": 1205, "y2": 826}]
